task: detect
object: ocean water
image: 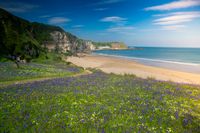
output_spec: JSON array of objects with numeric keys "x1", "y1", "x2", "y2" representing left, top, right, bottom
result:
[{"x1": 93, "y1": 47, "x2": 200, "y2": 74}]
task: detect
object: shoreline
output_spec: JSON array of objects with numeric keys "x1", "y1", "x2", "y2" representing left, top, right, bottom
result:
[
  {"x1": 92, "y1": 53, "x2": 200, "y2": 66},
  {"x1": 66, "y1": 54, "x2": 200, "y2": 85},
  {"x1": 91, "y1": 53, "x2": 200, "y2": 74}
]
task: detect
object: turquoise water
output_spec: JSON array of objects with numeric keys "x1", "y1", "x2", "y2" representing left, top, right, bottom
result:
[{"x1": 93, "y1": 47, "x2": 200, "y2": 73}]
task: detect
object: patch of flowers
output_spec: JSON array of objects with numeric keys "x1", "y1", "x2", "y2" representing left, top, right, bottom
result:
[{"x1": 0, "y1": 71, "x2": 200, "y2": 132}]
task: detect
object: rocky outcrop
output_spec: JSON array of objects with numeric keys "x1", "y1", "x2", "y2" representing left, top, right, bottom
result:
[
  {"x1": 44, "y1": 31, "x2": 71, "y2": 53},
  {"x1": 44, "y1": 31, "x2": 96, "y2": 54},
  {"x1": 85, "y1": 41, "x2": 96, "y2": 51}
]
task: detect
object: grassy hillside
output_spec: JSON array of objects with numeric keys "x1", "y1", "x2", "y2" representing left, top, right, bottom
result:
[
  {"x1": 92, "y1": 42, "x2": 112, "y2": 47},
  {"x1": 0, "y1": 8, "x2": 40, "y2": 62},
  {"x1": 92, "y1": 41, "x2": 127, "y2": 49}
]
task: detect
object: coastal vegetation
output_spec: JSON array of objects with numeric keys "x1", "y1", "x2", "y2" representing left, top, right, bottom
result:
[{"x1": 92, "y1": 42, "x2": 128, "y2": 49}]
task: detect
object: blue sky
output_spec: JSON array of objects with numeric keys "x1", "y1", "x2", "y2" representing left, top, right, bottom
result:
[{"x1": 0, "y1": 0, "x2": 200, "y2": 47}]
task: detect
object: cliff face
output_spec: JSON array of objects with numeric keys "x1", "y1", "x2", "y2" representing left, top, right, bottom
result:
[
  {"x1": 45, "y1": 31, "x2": 71, "y2": 53},
  {"x1": 45, "y1": 31, "x2": 95, "y2": 53}
]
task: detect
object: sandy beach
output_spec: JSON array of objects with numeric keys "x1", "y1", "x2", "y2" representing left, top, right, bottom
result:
[{"x1": 66, "y1": 54, "x2": 200, "y2": 85}]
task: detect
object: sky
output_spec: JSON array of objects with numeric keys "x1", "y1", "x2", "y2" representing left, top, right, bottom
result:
[{"x1": 0, "y1": 0, "x2": 200, "y2": 47}]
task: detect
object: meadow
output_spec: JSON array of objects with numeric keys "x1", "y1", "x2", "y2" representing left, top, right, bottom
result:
[
  {"x1": 0, "y1": 53, "x2": 83, "y2": 86},
  {"x1": 0, "y1": 61, "x2": 200, "y2": 132},
  {"x1": 0, "y1": 62, "x2": 82, "y2": 82}
]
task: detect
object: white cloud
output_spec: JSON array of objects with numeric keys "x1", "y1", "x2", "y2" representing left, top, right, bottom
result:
[
  {"x1": 154, "y1": 11, "x2": 200, "y2": 25},
  {"x1": 100, "y1": 16, "x2": 127, "y2": 23},
  {"x1": 94, "y1": 8, "x2": 108, "y2": 11},
  {"x1": 153, "y1": 11, "x2": 200, "y2": 30},
  {"x1": 155, "y1": 19, "x2": 191, "y2": 25},
  {"x1": 39, "y1": 12, "x2": 70, "y2": 19},
  {"x1": 93, "y1": 0, "x2": 125, "y2": 5},
  {"x1": 145, "y1": 0, "x2": 200, "y2": 11},
  {"x1": 72, "y1": 25, "x2": 84, "y2": 28},
  {"x1": 48, "y1": 17, "x2": 70, "y2": 25},
  {"x1": 107, "y1": 26, "x2": 134, "y2": 32},
  {"x1": 39, "y1": 15, "x2": 51, "y2": 18},
  {"x1": 0, "y1": 2, "x2": 39, "y2": 13},
  {"x1": 162, "y1": 25, "x2": 186, "y2": 30}
]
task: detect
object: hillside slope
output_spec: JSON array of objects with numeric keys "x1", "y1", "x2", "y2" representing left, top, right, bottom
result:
[{"x1": 0, "y1": 8, "x2": 40, "y2": 62}]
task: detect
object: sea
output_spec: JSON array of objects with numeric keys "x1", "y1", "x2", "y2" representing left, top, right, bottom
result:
[{"x1": 93, "y1": 47, "x2": 200, "y2": 74}]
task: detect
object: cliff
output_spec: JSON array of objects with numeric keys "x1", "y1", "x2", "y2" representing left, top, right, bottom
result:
[{"x1": 43, "y1": 31, "x2": 91, "y2": 54}]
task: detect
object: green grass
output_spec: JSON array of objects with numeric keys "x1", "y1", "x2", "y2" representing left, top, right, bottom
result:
[
  {"x1": 0, "y1": 70, "x2": 200, "y2": 132},
  {"x1": 0, "y1": 54, "x2": 83, "y2": 85}
]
